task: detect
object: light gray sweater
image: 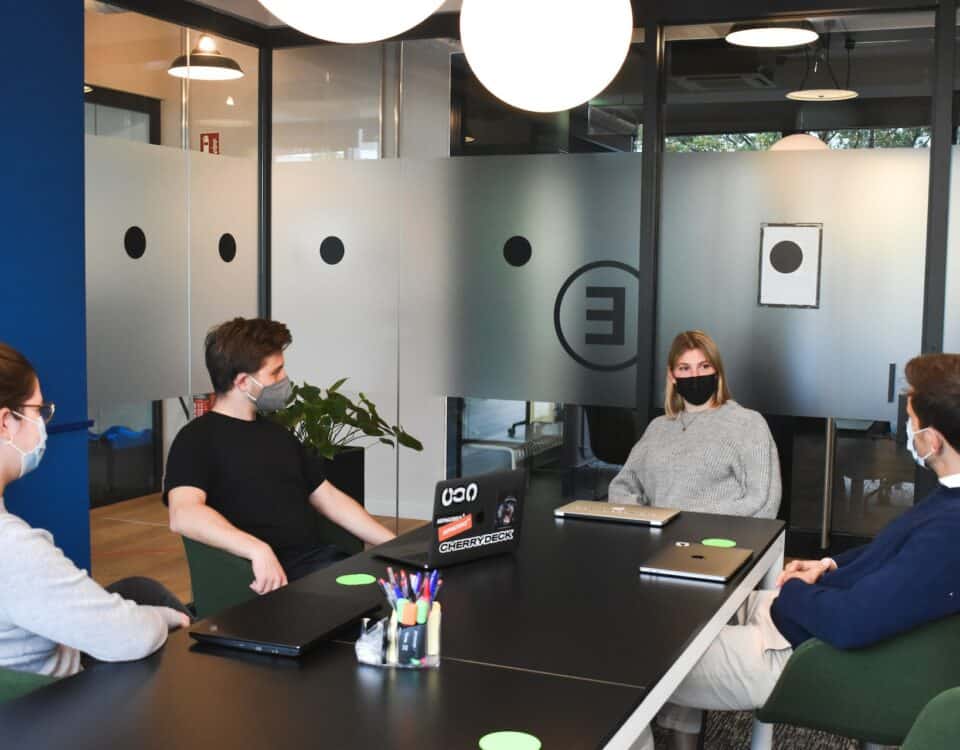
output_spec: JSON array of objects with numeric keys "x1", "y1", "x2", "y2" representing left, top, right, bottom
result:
[
  {"x1": 0, "y1": 502, "x2": 173, "y2": 677},
  {"x1": 608, "y1": 401, "x2": 781, "y2": 518}
]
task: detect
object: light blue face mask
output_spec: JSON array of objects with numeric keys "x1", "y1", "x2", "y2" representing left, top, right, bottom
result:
[
  {"x1": 5, "y1": 412, "x2": 46, "y2": 478},
  {"x1": 906, "y1": 418, "x2": 933, "y2": 468}
]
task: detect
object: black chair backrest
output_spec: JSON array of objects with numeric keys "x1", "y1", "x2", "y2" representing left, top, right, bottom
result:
[{"x1": 584, "y1": 406, "x2": 639, "y2": 466}]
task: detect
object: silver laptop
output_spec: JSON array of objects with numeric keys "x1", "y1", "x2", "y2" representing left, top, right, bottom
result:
[
  {"x1": 639, "y1": 542, "x2": 753, "y2": 583},
  {"x1": 554, "y1": 500, "x2": 679, "y2": 527}
]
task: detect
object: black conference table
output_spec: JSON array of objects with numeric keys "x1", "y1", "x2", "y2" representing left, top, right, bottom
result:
[{"x1": 0, "y1": 497, "x2": 784, "y2": 749}]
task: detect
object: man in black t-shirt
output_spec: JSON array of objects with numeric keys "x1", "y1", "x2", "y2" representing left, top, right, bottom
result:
[{"x1": 164, "y1": 317, "x2": 395, "y2": 594}]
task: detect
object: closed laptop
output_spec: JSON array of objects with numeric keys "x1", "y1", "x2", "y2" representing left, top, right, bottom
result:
[
  {"x1": 639, "y1": 542, "x2": 753, "y2": 583},
  {"x1": 189, "y1": 586, "x2": 382, "y2": 657},
  {"x1": 554, "y1": 500, "x2": 679, "y2": 527}
]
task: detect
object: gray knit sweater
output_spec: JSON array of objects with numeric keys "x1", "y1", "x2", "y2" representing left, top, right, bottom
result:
[
  {"x1": 0, "y1": 502, "x2": 174, "y2": 677},
  {"x1": 608, "y1": 401, "x2": 781, "y2": 518}
]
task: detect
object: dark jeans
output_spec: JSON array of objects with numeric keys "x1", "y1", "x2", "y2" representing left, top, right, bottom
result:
[
  {"x1": 282, "y1": 545, "x2": 350, "y2": 582},
  {"x1": 81, "y1": 577, "x2": 191, "y2": 669}
]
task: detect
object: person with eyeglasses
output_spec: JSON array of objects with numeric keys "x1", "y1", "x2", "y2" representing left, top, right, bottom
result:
[{"x1": 0, "y1": 342, "x2": 190, "y2": 678}]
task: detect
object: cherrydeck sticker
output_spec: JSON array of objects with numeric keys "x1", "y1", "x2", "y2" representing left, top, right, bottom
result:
[
  {"x1": 439, "y1": 529, "x2": 515, "y2": 554},
  {"x1": 438, "y1": 514, "x2": 474, "y2": 542}
]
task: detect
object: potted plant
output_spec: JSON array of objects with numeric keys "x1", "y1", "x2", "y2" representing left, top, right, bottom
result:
[{"x1": 273, "y1": 379, "x2": 423, "y2": 513}]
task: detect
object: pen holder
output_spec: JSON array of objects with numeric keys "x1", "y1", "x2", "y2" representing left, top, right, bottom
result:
[{"x1": 355, "y1": 604, "x2": 441, "y2": 669}]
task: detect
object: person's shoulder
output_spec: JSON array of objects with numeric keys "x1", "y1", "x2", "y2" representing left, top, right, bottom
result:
[
  {"x1": 0, "y1": 512, "x2": 55, "y2": 564},
  {"x1": 172, "y1": 413, "x2": 218, "y2": 441},
  {"x1": 719, "y1": 401, "x2": 768, "y2": 429},
  {"x1": 639, "y1": 414, "x2": 673, "y2": 437},
  {"x1": 647, "y1": 414, "x2": 674, "y2": 431}
]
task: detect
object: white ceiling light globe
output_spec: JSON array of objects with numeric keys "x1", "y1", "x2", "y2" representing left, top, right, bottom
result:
[
  {"x1": 769, "y1": 134, "x2": 829, "y2": 151},
  {"x1": 460, "y1": 0, "x2": 634, "y2": 113},
  {"x1": 258, "y1": 0, "x2": 445, "y2": 44}
]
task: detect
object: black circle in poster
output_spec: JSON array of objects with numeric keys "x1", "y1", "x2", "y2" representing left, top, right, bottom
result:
[
  {"x1": 124, "y1": 227, "x2": 146, "y2": 259},
  {"x1": 503, "y1": 236, "x2": 532, "y2": 267},
  {"x1": 320, "y1": 236, "x2": 345, "y2": 265},
  {"x1": 218, "y1": 233, "x2": 237, "y2": 263},
  {"x1": 769, "y1": 240, "x2": 804, "y2": 274}
]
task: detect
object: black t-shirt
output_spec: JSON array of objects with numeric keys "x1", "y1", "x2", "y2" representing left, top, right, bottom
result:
[{"x1": 163, "y1": 411, "x2": 327, "y2": 567}]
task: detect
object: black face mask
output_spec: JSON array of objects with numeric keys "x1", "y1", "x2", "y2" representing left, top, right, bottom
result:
[{"x1": 675, "y1": 373, "x2": 718, "y2": 407}]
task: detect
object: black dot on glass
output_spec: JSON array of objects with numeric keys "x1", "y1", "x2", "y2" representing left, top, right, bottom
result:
[
  {"x1": 503, "y1": 236, "x2": 532, "y2": 267},
  {"x1": 320, "y1": 236, "x2": 345, "y2": 265},
  {"x1": 218, "y1": 233, "x2": 237, "y2": 263},
  {"x1": 124, "y1": 227, "x2": 146, "y2": 259},
  {"x1": 770, "y1": 240, "x2": 804, "y2": 274}
]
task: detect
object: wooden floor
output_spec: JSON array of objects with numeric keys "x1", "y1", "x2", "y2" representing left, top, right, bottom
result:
[{"x1": 90, "y1": 494, "x2": 428, "y2": 605}]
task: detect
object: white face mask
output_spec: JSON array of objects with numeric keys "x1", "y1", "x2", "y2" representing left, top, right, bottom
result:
[
  {"x1": 906, "y1": 417, "x2": 933, "y2": 468},
  {"x1": 5, "y1": 411, "x2": 46, "y2": 479}
]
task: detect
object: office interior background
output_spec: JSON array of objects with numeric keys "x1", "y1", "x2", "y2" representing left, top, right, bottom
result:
[{"x1": 7, "y1": 0, "x2": 960, "y2": 574}]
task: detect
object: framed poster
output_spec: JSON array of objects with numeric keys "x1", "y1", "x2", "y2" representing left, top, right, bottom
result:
[{"x1": 758, "y1": 223, "x2": 822, "y2": 308}]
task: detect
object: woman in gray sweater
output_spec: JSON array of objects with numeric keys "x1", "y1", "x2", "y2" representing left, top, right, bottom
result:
[
  {"x1": 0, "y1": 343, "x2": 189, "y2": 678},
  {"x1": 609, "y1": 330, "x2": 781, "y2": 519}
]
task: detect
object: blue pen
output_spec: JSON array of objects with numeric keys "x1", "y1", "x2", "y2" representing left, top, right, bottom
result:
[
  {"x1": 412, "y1": 572, "x2": 422, "y2": 599},
  {"x1": 428, "y1": 570, "x2": 439, "y2": 598}
]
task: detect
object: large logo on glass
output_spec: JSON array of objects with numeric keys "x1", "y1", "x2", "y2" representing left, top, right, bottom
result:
[{"x1": 554, "y1": 261, "x2": 640, "y2": 372}]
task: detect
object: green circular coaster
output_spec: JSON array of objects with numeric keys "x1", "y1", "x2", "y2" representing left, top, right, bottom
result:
[
  {"x1": 479, "y1": 732, "x2": 542, "y2": 750},
  {"x1": 335, "y1": 573, "x2": 377, "y2": 586},
  {"x1": 701, "y1": 538, "x2": 737, "y2": 548}
]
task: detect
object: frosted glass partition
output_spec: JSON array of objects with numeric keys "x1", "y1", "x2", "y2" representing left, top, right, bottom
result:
[
  {"x1": 659, "y1": 148, "x2": 927, "y2": 422},
  {"x1": 272, "y1": 160, "x2": 402, "y2": 517},
  {"x1": 85, "y1": 136, "x2": 189, "y2": 410},
  {"x1": 401, "y1": 153, "x2": 643, "y2": 407},
  {"x1": 273, "y1": 45, "x2": 383, "y2": 161},
  {"x1": 189, "y1": 151, "x2": 259, "y2": 392},
  {"x1": 942, "y1": 147, "x2": 960, "y2": 352}
]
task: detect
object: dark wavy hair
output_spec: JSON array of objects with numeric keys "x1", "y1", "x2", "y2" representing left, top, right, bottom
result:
[{"x1": 204, "y1": 318, "x2": 292, "y2": 394}]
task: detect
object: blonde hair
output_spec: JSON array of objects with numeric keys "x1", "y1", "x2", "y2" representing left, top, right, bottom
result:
[{"x1": 664, "y1": 330, "x2": 732, "y2": 418}]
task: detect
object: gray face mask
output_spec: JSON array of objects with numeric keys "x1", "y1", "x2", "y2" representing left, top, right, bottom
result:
[{"x1": 246, "y1": 375, "x2": 292, "y2": 413}]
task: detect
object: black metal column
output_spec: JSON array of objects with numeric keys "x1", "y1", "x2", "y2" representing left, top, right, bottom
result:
[
  {"x1": 922, "y1": 0, "x2": 956, "y2": 355},
  {"x1": 637, "y1": 20, "x2": 666, "y2": 426},
  {"x1": 258, "y1": 45, "x2": 272, "y2": 319},
  {"x1": 916, "y1": 0, "x2": 956, "y2": 499}
]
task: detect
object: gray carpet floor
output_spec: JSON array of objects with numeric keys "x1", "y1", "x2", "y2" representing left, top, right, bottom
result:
[{"x1": 653, "y1": 711, "x2": 862, "y2": 749}]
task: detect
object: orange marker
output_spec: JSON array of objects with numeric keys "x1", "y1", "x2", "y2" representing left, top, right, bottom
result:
[{"x1": 401, "y1": 601, "x2": 417, "y2": 626}]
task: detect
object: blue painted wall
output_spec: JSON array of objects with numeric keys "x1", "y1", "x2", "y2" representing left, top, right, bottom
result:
[{"x1": 0, "y1": 1, "x2": 89, "y2": 568}]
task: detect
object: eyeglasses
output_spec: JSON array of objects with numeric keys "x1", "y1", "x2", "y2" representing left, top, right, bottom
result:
[{"x1": 18, "y1": 402, "x2": 56, "y2": 424}]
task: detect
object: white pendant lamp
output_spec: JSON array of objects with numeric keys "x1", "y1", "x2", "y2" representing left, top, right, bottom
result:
[
  {"x1": 459, "y1": 0, "x2": 634, "y2": 113},
  {"x1": 786, "y1": 39, "x2": 858, "y2": 102},
  {"x1": 168, "y1": 35, "x2": 244, "y2": 80},
  {"x1": 257, "y1": 0, "x2": 445, "y2": 44},
  {"x1": 726, "y1": 21, "x2": 818, "y2": 48},
  {"x1": 769, "y1": 134, "x2": 828, "y2": 151}
]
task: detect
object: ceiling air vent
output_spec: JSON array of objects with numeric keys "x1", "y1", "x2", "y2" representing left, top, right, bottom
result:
[{"x1": 670, "y1": 42, "x2": 777, "y2": 92}]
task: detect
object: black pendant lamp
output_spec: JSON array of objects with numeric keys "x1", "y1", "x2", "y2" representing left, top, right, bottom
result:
[{"x1": 168, "y1": 35, "x2": 244, "y2": 81}]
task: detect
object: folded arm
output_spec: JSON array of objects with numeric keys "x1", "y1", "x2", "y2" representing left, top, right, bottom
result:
[{"x1": 168, "y1": 486, "x2": 287, "y2": 594}]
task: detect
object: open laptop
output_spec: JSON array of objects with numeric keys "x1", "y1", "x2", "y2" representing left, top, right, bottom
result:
[
  {"x1": 189, "y1": 585, "x2": 382, "y2": 657},
  {"x1": 638, "y1": 541, "x2": 753, "y2": 583},
  {"x1": 554, "y1": 500, "x2": 679, "y2": 527},
  {"x1": 374, "y1": 469, "x2": 525, "y2": 570}
]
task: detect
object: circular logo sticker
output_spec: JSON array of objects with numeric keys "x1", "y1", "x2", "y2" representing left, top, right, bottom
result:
[{"x1": 554, "y1": 261, "x2": 640, "y2": 372}]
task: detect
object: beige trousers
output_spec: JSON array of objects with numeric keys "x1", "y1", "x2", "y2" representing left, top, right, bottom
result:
[{"x1": 633, "y1": 590, "x2": 793, "y2": 749}]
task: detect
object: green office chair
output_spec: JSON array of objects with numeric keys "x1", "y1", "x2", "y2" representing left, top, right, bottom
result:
[
  {"x1": 182, "y1": 518, "x2": 364, "y2": 620},
  {"x1": 182, "y1": 538, "x2": 258, "y2": 621},
  {"x1": 901, "y1": 687, "x2": 960, "y2": 750},
  {"x1": 0, "y1": 666, "x2": 55, "y2": 703},
  {"x1": 752, "y1": 614, "x2": 960, "y2": 749}
]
